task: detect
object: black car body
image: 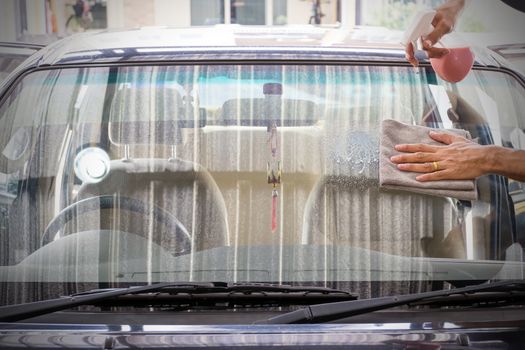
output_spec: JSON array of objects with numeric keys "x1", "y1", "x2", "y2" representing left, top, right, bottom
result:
[{"x1": 0, "y1": 26, "x2": 524, "y2": 349}]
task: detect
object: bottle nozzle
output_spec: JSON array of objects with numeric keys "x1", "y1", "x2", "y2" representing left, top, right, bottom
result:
[{"x1": 401, "y1": 9, "x2": 436, "y2": 48}]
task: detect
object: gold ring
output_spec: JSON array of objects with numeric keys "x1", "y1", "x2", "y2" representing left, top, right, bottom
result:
[{"x1": 432, "y1": 161, "x2": 439, "y2": 171}]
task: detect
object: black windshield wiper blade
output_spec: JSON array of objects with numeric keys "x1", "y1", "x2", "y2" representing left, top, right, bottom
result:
[
  {"x1": 257, "y1": 280, "x2": 525, "y2": 324},
  {"x1": 68, "y1": 283, "x2": 356, "y2": 297},
  {"x1": 0, "y1": 282, "x2": 178, "y2": 323},
  {"x1": 69, "y1": 282, "x2": 354, "y2": 296},
  {"x1": 93, "y1": 291, "x2": 356, "y2": 309},
  {"x1": 0, "y1": 282, "x2": 356, "y2": 323},
  {"x1": 68, "y1": 282, "x2": 218, "y2": 297}
]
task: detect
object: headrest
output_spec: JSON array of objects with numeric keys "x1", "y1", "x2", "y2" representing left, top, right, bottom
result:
[
  {"x1": 109, "y1": 84, "x2": 183, "y2": 144},
  {"x1": 77, "y1": 158, "x2": 219, "y2": 199}
]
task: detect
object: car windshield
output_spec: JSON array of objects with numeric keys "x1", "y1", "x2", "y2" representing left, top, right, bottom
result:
[{"x1": 1, "y1": 63, "x2": 524, "y2": 305}]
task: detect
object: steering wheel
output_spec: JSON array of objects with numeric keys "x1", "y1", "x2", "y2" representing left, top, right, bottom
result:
[{"x1": 41, "y1": 195, "x2": 192, "y2": 256}]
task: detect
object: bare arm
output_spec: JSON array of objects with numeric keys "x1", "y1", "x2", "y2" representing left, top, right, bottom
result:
[
  {"x1": 391, "y1": 131, "x2": 525, "y2": 182},
  {"x1": 484, "y1": 144, "x2": 525, "y2": 182}
]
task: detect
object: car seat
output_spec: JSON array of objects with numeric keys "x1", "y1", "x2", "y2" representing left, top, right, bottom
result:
[{"x1": 48, "y1": 76, "x2": 230, "y2": 255}]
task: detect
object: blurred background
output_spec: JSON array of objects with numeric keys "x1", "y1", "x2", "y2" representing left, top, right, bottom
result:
[
  {"x1": 0, "y1": 0, "x2": 524, "y2": 73},
  {"x1": 0, "y1": 0, "x2": 523, "y2": 40}
]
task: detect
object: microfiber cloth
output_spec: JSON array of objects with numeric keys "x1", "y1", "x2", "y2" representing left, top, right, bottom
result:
[{"x1": 379, "y1": 119, "x2": 477, "y2": 201}]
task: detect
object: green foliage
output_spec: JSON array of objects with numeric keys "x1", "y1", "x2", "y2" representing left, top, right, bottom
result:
[
  {"x1": 368, "y1": 0, "x2": 419, "y2": 30},
  {"x1": 457, "y1": 16, "x2": 486, "y2": 33},
  {"x1": 366, "y1": 0, "x2": 486, "y2": 32}
]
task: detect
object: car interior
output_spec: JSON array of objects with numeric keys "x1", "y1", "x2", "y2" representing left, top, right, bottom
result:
[{"x1": 0, "y1": 64, "x2": 523, "y2": 306}]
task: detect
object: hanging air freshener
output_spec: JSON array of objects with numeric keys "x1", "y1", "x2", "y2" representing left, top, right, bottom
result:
[
  {"x1": 267, "y1": 121, "x2": 281, "y2": 233},
  {"x1": 264, "y1": 83, "x2": 283, "y2": 233}
]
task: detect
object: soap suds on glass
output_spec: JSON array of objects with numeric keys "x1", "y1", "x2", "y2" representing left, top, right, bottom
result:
[{"x1": 329, "y1": 131, "x2": 379, "y2": 175}]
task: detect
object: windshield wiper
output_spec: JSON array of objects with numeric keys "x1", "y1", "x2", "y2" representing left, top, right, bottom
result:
[
  {"x1": 0, "y1": 282, "x2": 356, "y2": 323},
  {"x1": 256, "y1": 280, "x2": 525, "y2": 324}
]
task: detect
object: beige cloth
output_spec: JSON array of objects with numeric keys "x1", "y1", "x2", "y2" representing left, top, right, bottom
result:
[{"x1": 379, "y1": 119, "x2": 477, "y2": 200}]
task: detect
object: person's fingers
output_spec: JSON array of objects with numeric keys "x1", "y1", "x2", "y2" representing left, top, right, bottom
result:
[
  {"x1": 422, "y1": 29, "x2": 444, "y2": 48},
  {"x1": 390, "y1": 152, "x2": 435, "y2": 164},
  {"x1": 397, "y1": 162, "x2": 436, "y2": 173},
  {"x1": 423, "y1": 19, "x2": 453, "y2": 48},
  {"x1": 394, "y1": 143, "x2": 438, "y2": 153},
  {"x1": 428, "y1": 131, "x2": 466, "y2": 145},
  {"x1": 405, "y1": 42, "x2": 418, "y2": 67},
  {"x1": 416, "y1": 169, "x2": 453, "y2": 181},
  {"x1": 405, "y1": 41, "x2": 414, "y2": 59},
  {"x1": 431, "y1": 12, "x2": 443, "y2": 28},
  {"x1": 424, "y1": 46, "x2": 449, "y2": 58}
]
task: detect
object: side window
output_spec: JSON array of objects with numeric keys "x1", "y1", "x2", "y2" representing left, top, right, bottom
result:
[{"x1": 431, "y1": 70, "x2": 525, "y2": 260}]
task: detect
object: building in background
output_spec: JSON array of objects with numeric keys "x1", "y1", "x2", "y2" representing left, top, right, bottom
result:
[
  {"x1": 104, "y1": 0, "x2": 346, "y2": 28},
  {"x1": 1, "y1": 0, "x2": 523, "y2": 47},
  {"x1": 1, "y1": 0, "x2": 356, "y2": 42},
  {"x1": 0, "y1": 0, "x2": 449, "y2": 43},
  {"x1": 0, "y1": 0, "x2": 107, "y2": 42}
]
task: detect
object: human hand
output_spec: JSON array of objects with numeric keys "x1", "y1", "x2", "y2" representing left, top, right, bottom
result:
[
  {"x1": 390, "y1": 130, "x2": 491, "y2": 181},
  {"x1": 405, "y1": 0, "x2": 465, "y2": 67}
]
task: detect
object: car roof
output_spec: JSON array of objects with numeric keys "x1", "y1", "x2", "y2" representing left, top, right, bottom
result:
[
  {"x1": 8, "y1": 25, "x2": 519, "y2": 70},
  {"x1": 32, "y1": 25, "x2": 402, "y2": 64},
  {"x1": 0, "y1": 42, "x2": 45, "y2": 53}
]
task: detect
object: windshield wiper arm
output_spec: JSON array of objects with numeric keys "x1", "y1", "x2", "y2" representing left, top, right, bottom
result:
[
  {"x1": 0, "y1": 282, "x2": 356, "y2": 323},
  {"x1": 0, "y1": 282, "x2": 177, "y2": 323},
  {"x1": 257, "y1": 280, "x2": 525, "y2": 324}
]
